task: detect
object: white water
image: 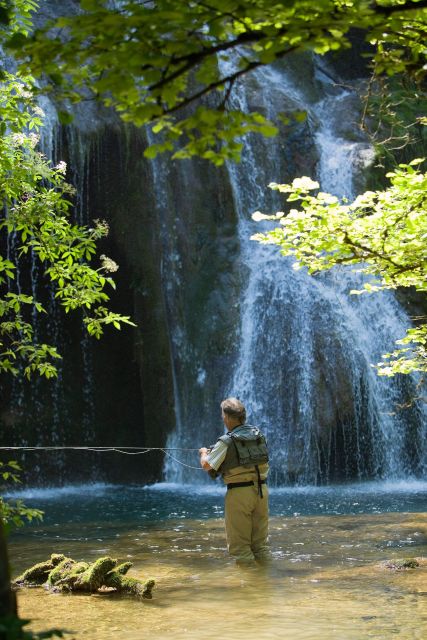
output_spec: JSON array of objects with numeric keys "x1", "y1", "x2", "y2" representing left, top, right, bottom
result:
[
  {"x1": 12, "y1": 53, "x2": 423, "y2": 487},
  {"x1": 164, "y1": 57, "x2": 427, "y2": 484}
]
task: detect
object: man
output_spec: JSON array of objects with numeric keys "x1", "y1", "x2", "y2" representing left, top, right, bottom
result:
[{"x1": 199, "y1": 397, "x2": 270, "y2": 565}]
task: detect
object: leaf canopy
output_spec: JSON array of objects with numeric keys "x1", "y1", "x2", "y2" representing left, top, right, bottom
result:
[{"x1": 4, "y1": 0, "x2": 427, "y2": 163}]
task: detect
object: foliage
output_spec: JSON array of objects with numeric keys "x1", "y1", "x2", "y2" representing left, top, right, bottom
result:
[
  {"x1": 2, "y1": 0, "x2": 427, "y2": 165},
  {"x1": 0, "y1": 2, "x2": 422, "y2": 374},
  {"x1": 0, "y1": 461, "x2": 43, "y2": 531},
  {"x1": 251, "y1": 162, "x2": 427, "y2": 375},
  {"x1": 0, "y1": 72, "x2": 135, "y2": 379},
  {"x1": 361, "y1": 75, "x2": 427, "y2": 177}
]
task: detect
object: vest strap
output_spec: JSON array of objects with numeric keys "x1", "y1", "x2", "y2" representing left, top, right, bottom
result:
[{"x1": 255, "y1": 464, "x2": 263, "y2": 498}]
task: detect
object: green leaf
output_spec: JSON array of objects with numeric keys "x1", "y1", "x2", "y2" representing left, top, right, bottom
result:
[
  {"x1": 58, "y1": 110, "x2": 74, "y2": 125},
  {"x1": 6, "y1": 32, "x2": 28, "y2": 50}
]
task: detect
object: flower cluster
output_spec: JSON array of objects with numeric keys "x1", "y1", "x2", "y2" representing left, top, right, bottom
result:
[
  {"x1": 93, "y1": 219, "x2": 110, "y2": 236},
  {"x1": 10, "y1": 132, "x2": 40, "y2": 148},
  {"x1": 100, "y1": 254, "x2": 119, "y2": 273},
  {"x1": 32, "y1": 105, "x2": 45, "y2": 118},
  {"x1": 54, "y1": 161, "x2": 67, "y2": 174},
  {"x1": 14, "y1": 85, "x2": 33, "y2": 100}
]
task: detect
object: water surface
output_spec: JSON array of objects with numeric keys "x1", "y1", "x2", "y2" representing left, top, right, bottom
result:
[{"x1": 8, "y1": 482, "x2": 427, "y2": 639}]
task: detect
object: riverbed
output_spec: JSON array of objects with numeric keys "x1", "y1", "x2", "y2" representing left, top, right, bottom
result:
[{"x1": 8, "y1": 481, "x2": 427, "y2": 639}]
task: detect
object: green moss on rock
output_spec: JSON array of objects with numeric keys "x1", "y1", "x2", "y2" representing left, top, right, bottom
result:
[
  {"x1": 384, "y1": 558, "x2": 420, "y2": 570},
  {"x1": 14, "y1": 554, "x2": 66, "y2": 586},
  {"x1": 46, "y1": 558, "x2": 75, "y2": 586},
  {"x1": 13, "y1": 554, "x2": 155, "y2": 599}
]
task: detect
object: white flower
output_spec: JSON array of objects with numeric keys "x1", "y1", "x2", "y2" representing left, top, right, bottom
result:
[
  {"x1": 32, "y1": 106, "x2": 45, "y2": 118},
  {"x1": 292, "y1": 262, "x2": 302, "y2": 270},
  {"x1": 94, "y1": 219, "x2": 110, "y2": 236},
  {"x1": 252, "y1": 211, "x2": 270, "y2": 222},
  {"x1": 15, "y1": 86, "x2": 33, "y2": 99},
  {"x1": 10, "y1": 133, "x2": 26, "y2": 146},
  {"x1": 292, "y1": 177, "x2": 319, "y2": 191},
  {"x1": 54, "y1": 161, "x2": 67, "y2": 174},
  {"x1": 100, "y1": 254, "x2": 119, "y2": 273},
  {"x1": 252, "y1": 211, "x2": 285, "y2": 222},
  {"x1": 28, "y1": 133, "x2": 40, "y2": 148},
  {"x1": 318, "y1": 192, "x2": 338, "y2": 204}
]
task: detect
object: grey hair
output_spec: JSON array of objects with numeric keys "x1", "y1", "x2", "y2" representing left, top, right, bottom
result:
[{"x1": 221, "y1": 397, "x2": 246, "y2": 423}]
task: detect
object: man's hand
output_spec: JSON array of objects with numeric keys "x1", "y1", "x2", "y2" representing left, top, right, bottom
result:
[{"x1": 199, "y1": 447, "x2": 213, "y2": 471}]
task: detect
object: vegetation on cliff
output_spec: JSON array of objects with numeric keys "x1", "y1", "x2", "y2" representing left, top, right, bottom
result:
[
  {"x1": 3, "y1": 0, "x2": 426, "y2": 165},
  {"x1": 0, "y1": 72, "x2": 135, "y2": 379},
  {"x1": 1, "y1": 0, "x2": 424, "y2": 376},
  {"x1": 252, "y1": 160, "x2": 427, "y2": 376}
]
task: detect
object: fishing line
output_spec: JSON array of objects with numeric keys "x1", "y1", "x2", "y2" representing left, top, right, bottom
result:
[{"x1": 0, "y1": 446, "x2": 204, "y2": 469}]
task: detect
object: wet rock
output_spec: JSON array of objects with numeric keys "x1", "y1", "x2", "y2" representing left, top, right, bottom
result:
[
  {"x1": 13, "y1": 555, "x2": 155, "y2": 599},
  {"x1": 14, "y1": 554, "x2": 66, "y2": 586},
  {"x1": 383, "y1": 558, "x2": 420, "y2": 571}
]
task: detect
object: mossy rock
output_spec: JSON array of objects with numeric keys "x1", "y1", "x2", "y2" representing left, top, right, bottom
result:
[
  {"x1": 72, "y1": 557, "x2": 117, "y2": 592},
  {"x1": 14, "y1": 554, "x2": 66, "y2": 586},
  {"x1": 384, "y1": 558, "x2": 420, "y2": 571},
  {"x1": 49, "y1": 560, "x2": 89, "y2": 592},
  {"x1": 13, "y1": 554, "x2": 155, "y2": 599},
  {"x1": 106, "y1": 568, "x2": 155, "y2": 599},
  {"x1": 46, "y1": 557, "x2": 76, "y2": 587}
]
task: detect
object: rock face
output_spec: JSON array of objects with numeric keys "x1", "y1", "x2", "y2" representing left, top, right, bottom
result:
[{"x1": 0, "y1": 37, "x2": 425, "y2": 485}]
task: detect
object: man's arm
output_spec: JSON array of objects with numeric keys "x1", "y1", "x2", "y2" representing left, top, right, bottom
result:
[{"x1": 199, "y1": 440, "x2": 228, "y2": 473}]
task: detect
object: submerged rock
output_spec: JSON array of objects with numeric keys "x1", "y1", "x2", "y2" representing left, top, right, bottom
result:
[
  {"x1": 383, "y1": 558, "x2": 420, "y2": 571},
  {"x1": 13, "y1": 555, "x2": 155, "y2": 599}
]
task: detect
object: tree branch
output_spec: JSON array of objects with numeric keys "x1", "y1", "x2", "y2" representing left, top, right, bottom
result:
[{"x1": 159, "y1": 45, "x2": 299, "y2": 117}]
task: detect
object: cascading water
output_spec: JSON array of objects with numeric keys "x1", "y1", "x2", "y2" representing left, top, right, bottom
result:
[
  {"x1": 144, "y1": 129, "x2": 187, "y2": 482},
  {"x1": 3, "y1": 96, "x2": 101, "y2": 467},
  {"x1": 165, "y1": 56, "x2": 426, "y2": 485},
  {"x1": 2, "y1": 43, "x2": 425, "y2": 486}
]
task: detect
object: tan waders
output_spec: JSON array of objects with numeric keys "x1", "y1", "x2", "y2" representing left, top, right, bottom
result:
[{"x1": 224, "y1": 482, "x2": 270, "y2": 564}]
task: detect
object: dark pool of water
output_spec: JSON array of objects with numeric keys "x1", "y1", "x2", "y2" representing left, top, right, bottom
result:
[{"x1": 6, "y1": 479, "x2": 427, "y2": 533}]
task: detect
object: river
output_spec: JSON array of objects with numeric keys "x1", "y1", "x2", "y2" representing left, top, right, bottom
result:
[{"x1": 8, "y1": 482, "x2": 427, "y2": 639}]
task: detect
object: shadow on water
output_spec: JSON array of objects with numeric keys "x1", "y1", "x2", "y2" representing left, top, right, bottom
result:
[{"x1": 7, "y1": 482, "x2": 427, "y2": 639}]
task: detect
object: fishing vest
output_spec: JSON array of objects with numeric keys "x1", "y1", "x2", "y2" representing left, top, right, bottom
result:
[{"x1": 217, "y1": 424, "x2": 269, "y2": 474}]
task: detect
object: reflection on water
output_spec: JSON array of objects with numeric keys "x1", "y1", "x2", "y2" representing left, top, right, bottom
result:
[{"x1": 8, "y1": 483, "x2": 427, "y2": 639}]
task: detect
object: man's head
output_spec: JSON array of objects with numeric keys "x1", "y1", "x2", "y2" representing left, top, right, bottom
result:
[{"x1": 221, "y1": 397, "x2": 246, "y2": 430}]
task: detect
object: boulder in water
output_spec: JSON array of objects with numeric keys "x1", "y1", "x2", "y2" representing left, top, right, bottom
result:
[{"x1": 13, "y1": 555, "x2": 155, "y2": 599}]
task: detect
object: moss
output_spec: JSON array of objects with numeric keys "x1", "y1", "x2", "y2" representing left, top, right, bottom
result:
[
  {"x1": 105, "y1": 561, "x2": 155, "y2": 598},
  {"x1": 113, "y1": 561, "x2": 133, "y2": 575},
  {"x1": 46, "y1": 558, "x2": 75, "y2": 586},
  {"x1": 73, "y1": 557, "x2": 117, "y2": 591},
  {"x1": 14, "y1": 554, "x2": 65, "y2": 586},
  {"x1": 48, "y1": 560, "x2": 89, "y2": 592},
  {"x1": 14, "y1": 554, "x2": 155, "y2": 599},
  {"x1": 117, "y1": 576, "x2": 155, "y2": 599},
  {"x1": 384, "y1": 558, "x2": 420, "y2": 570},
  {"x1": 105, "y1": 568, "x2": 155, "y2": 598}
]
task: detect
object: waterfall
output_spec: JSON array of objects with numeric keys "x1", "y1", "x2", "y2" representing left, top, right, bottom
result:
[
  {"x1": 2, "y1": 45, "x2": 425, "y2": 486},
  {"x1": 165, "y1": 56, "x2": 426, "y2": 485},
  {"x1": 144, "y1": 129, "x2": 186, "y2": 482},
  {"x1": 3, "y1": 95, "x2": 102, "y2": 473}
]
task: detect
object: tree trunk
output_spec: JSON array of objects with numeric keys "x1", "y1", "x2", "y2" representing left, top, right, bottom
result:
[{"x1": 0, "y1": 521, "x2": 17, "y2": 620}]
